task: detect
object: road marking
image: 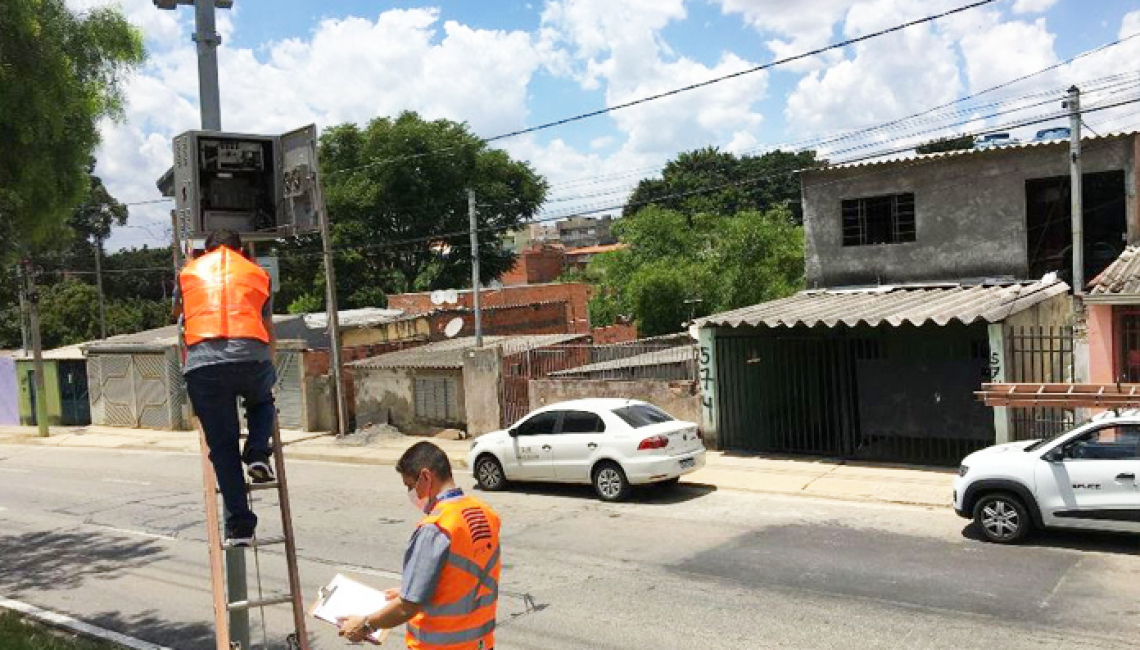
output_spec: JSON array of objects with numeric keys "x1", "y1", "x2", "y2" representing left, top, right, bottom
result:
[
  {"x1": 102, "y1": 477, "x2": 152, "y2": 486},
  {"x1": 0, "y1": 598, "x2": 175, "y2": 650},
  {"x1": 91, "y1": 524, "x2": 177, "y2": 541},
  {"x1": 0, "y1": 468, "x2": 30, "y2": 474}
]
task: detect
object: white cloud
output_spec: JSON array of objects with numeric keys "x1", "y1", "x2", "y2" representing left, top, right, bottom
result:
[
  {"x1": 1012, "y1": 0, "x2": 1061, "y2": 14},
  {"x1": 958, "y1": 18, "x2": 1057, "y2": 94},
  {"x1": 784, "y1": 11, "x2": 963, "y2": 142},
  {"x1": 713, "y1": 0, "x2": 861, "y2": 71},
  {"x1": 73, "y1": 3, "x2": 547, "y2": 250}
]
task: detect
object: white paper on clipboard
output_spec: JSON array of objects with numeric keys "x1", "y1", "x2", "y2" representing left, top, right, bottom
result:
[{"x1": 310, "y1": 574, "x2": 393, "y2": 644}]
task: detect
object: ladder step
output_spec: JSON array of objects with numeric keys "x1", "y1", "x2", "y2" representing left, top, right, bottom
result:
[
  {"x1": 222, "y1": 535, "x2": 288, "y2": 551},
  {"x1": 214, "y1": 481, "x2": 280, "y2": 494},
  {"x1": 228, "y1": 594, "x2": 293, "y2": 611}
]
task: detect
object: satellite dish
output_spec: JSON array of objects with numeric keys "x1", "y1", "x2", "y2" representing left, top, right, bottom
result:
[
  {"x1": 431, "y1": 290, "x2": 446, "y2": 305},
  {"x1": 444, "y1": 317, "x2": 465, "y2": 338},
  {"x1": 445, "y1": 289, "x2": 459, "y2": 304},
  {"x1": 688, "y1": 324, "x2": 700, "y2": 340}
]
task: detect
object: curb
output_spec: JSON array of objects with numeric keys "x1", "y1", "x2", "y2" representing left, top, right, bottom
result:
[{"x1": 0, "y1": 597, "x2": 174, "y2": 650}]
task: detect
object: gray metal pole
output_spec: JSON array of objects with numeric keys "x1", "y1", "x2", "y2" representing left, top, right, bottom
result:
[
  {"x1": 187, "y1": 1, "x2": 245, "y2": 643},
  {"x1": 319, "y1": 204, "x2": 349, "y2": 436},
  {"x1": 193, "y1": 0, "x2": 222, "y2": 130},
  {"x1": 23, "y1": 261, "x2": 50, "y2": 438},
  {"x1": 1066, "y1": 86, "x2": 1084, "y2": 294},
  {"x1": 16, "y1": 266, "x2": 29, "y2": 356},
  {"x1": 468, "y1": 189, "x2": 482, "y2": 347},
  {"x1": 94, "y1": 236, "x2": 107, "y2": 340}
]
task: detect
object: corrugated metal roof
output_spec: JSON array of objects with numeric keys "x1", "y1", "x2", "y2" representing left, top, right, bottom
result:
[
  {"x1": 548, "y1": 345, "x2": 696, "y2": 377},
  {"x1": 812, "y1": 131, "x2": 1137, "y2": 173},
  {"x1": 15, "y1": 344, "x2": 86, "y2": 361},
  {"x1": 302, "y1": 308, "x2": 405, "y2": 329},
  {"x1": 697, "y1": 278, "x2": 1070, "y2": 329},
  {"x1": 1087, "y1": 246, "x2": 1140, "y2": 298},
  {"x1": 351, "y1": 334, "x2": 588, "y2": 370}
]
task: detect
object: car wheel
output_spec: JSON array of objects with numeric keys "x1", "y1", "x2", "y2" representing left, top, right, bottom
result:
[
  {"x1": 593, "y1": 462, "x2": 630, "y2": 502},
  {"x1": 474, "y1": 455, "x2": 507, "y2": 491},
  {"x1": 973, "y1": 493, "x2": 1032, "y2": 544}
]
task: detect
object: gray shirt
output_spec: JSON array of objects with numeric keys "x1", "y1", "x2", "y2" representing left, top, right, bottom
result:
[
  {"x1": 174, "y1": 284, "x2": 274, "y2": 375},
  {"x1": 399, "y1": 524, "x2": 452, "y2": 605}
]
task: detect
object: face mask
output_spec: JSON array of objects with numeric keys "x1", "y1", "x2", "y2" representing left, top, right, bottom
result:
[{"x1": 407, "y1": 476, "x2": 431, "y2": 513}]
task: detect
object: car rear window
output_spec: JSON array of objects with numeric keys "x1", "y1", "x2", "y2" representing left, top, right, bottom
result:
[{"x1": 613, "y1": 404, "x2": 674, "y2": 428}]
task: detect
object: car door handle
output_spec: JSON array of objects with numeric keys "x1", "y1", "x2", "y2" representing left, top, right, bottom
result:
[
  {"x1": 587, "y1": 442, "x2": 597, "y2": 449},
  {"x1": 1117, "y1": 473, "x2": 1136, "y2": 480},
  {"x1": 542, "y1": 445, "x2": 552, "y2": 451}
]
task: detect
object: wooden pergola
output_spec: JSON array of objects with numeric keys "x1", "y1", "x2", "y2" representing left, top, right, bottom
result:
[{"x1": 977, "y1": 383, "x2": 1140, "y2": 408}]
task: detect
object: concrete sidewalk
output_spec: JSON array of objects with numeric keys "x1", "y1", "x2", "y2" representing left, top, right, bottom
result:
[{"x1": 0, "y1": 424, "x2": 954, "y2": 508}]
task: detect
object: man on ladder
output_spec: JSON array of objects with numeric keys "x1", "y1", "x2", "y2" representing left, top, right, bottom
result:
[
  {"x1": 177, "y1": 228, "x2": 277, "y2": 547},
  {"x1": 338, "y1": 441, "x2": 501, "y2": 649}
]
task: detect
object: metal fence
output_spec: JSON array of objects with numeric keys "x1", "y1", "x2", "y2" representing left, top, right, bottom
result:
[
  {"x1": 499, "y1": 340, "x2": 698, "y2": 427},
  {"x1": 1005, "y1": 325, "x2": 1076, "y2": 441}
]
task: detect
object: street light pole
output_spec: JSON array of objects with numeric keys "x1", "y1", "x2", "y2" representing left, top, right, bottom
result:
[{"x1": 152, "y1": 2, "x2": 246, "y2": 647}]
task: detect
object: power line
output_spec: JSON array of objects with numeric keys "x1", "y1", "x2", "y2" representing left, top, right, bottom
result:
[{"x1": 324, "y1": 0, "x2": 999, "y2": 178}]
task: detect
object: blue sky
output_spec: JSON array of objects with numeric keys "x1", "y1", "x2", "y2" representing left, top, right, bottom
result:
[{"x1": 68, "y1": 0, "x2": 1140, "y2": 250}]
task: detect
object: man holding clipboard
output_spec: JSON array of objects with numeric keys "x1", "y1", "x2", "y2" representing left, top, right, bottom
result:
[{"x1": 337, "y1": 442, "x2": 501, "y2": 649}]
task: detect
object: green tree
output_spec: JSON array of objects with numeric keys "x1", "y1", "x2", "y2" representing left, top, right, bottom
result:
[
  {"x1": 291, "y1": 112, "x2": 548, "y2": 312},
  {"x1": 915, "y1": 134, "x2": 974, "y2": 154},
  {"x1": 623, "y1": 147, "x2": 817, "y2": 223},
  {"x1": 589, "y1": 206, "x2": 803, "y2": 336},
  {"x1": 0, "y1": 0, "x2": 144, "y2": 263}
]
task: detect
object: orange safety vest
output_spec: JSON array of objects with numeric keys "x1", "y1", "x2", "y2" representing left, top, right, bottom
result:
[
  {"x1": 179, "y1": 246, "x2": 271, "y2": 347},
  {"x1": 407, "y1": 495, "x2": 501, "y2": 650}
]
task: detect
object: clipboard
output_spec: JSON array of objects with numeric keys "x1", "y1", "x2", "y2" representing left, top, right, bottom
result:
[{"x1": 310, "y1": 574, "x2": 394, "y2": 645}]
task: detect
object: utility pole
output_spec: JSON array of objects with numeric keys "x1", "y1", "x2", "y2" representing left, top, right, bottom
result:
[
  {"x1": 22, "y1": 260, "x2": 50, "y2": 437},
  {"x1": 94, "y1": 236, "x2": 107, "y2": 339},
  {"x1": 16, "y1": 266, "x2": 30, "y2": 356},
  {"x1": 1065, "y1": 85, "x2": 1084, "y2": 294},
  {"x1": 153, "y1": 2, "x2": 245, "y2": 646},
  {"x1": 468, "y1": 188, "x2": 483, "y2": 347},
  {"x1": 319, "y1": 203, "x2": 349, "y2": 437}
]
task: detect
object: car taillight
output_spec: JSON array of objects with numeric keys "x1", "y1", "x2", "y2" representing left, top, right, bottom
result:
[{"x1": 637, "y1": 434, "x2": 668, "y2": 450}]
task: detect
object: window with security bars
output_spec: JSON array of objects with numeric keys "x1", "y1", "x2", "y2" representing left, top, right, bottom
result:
[
  {"x1": 414, "y1": 377, "x2": 459, "y2": 423},
  {"x1": 841, "y1": 193, "x2": 916, "y2": 246}
]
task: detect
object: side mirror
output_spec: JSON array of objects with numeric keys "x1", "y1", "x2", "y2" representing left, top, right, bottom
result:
[
  {"x1": 508, "y1": 428, "x2": 518, "y2": 438},
  {"x1": 1044, "y1": 448, "x2": 1064, "y2": 463}
]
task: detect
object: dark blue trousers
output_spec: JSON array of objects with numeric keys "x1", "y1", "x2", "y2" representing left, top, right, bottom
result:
[{"x1": 185, "y1": 360, "x2": 276, "y2": 534}]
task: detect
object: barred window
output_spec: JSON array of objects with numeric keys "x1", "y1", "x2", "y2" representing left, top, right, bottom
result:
[{"x1": 841, "y1": 193, "x2": 916, "y2": 246}]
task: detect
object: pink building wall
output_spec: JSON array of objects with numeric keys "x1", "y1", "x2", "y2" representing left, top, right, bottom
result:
[{"x1": 1086, "y1": 304, "x2": 1115, "y2": 383}]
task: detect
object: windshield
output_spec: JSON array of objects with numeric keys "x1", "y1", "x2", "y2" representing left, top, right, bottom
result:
[
  {"x1": 613, "y1": 404, "x2": 674, "y2": 428},
  {"x1": 1023, "y1": 432, "x2": 1065, "y2": 452}
]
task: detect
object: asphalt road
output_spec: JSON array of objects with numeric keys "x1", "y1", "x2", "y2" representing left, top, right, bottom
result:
[{"x1": 0, "y1": 444, "x2": 1137, "y2": 650}]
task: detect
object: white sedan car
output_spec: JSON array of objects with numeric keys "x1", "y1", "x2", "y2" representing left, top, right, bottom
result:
[{"x1": 467, "y1": 398, "x2": 706, "y2": 501}]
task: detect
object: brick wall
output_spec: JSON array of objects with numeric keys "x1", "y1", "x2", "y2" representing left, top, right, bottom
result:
[
  {"x1": 389, "y1": 283, "x2": 593, "y2": 334},
  {"x1": 426, "y1": 302, "x2": 571, "y2": 338},
  {"x1": 501, "y1": 246, "x2": 566, "y2": 285},
  {"x1": 591, "y1": 323, "x2": 638, "y2": 344}
]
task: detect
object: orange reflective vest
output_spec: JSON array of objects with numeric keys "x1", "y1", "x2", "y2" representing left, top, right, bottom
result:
[
  {"x1": 179, "y1": 246, "x2": 270, "y2": 347},
  {"x1": 407, "y1": 495, "x2": 501, "y2": 650}
]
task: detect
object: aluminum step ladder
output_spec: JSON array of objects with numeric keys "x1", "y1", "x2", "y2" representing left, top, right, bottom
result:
[{"x1": 197, "y1": 421, "x2": 310, "y2": 650}]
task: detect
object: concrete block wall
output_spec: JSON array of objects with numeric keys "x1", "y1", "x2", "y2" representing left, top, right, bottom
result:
[
  {"x1": 801, "y1": 136, "x2": 1137, "y2": 287},
  {"x1": 528, "y1": 379, "x2": 701, "y2": 430}
]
